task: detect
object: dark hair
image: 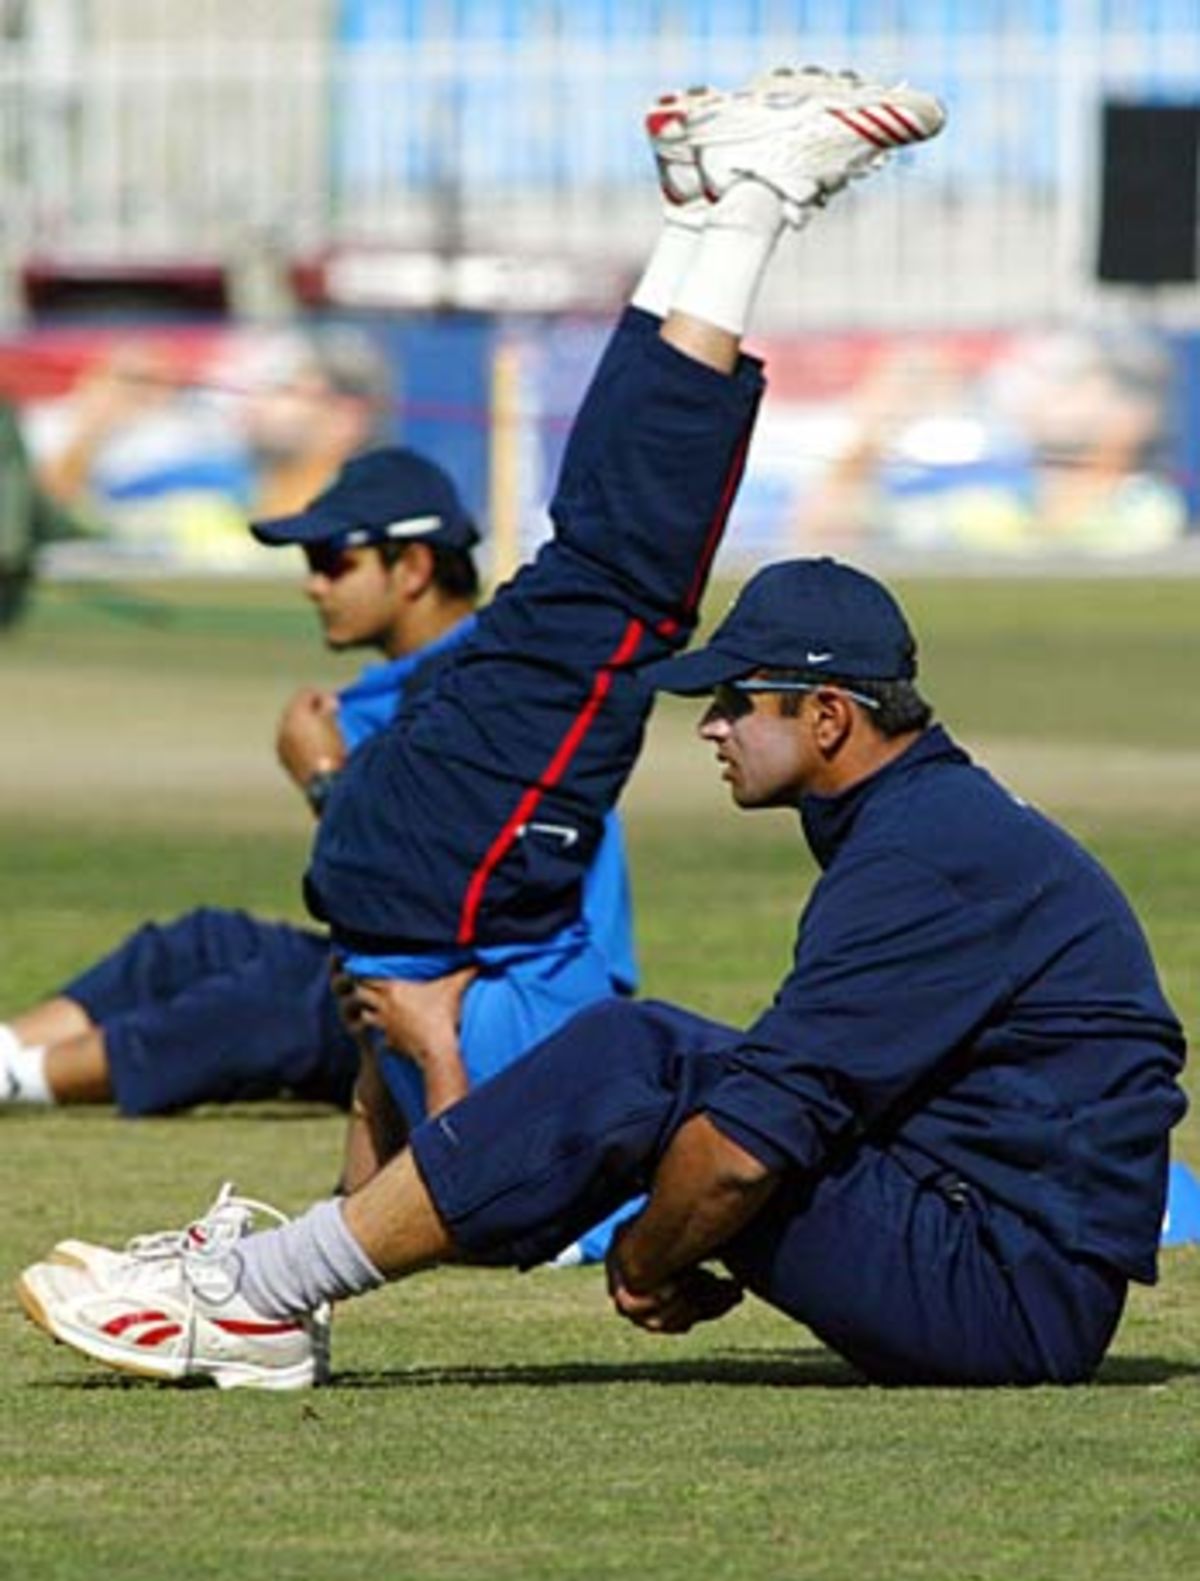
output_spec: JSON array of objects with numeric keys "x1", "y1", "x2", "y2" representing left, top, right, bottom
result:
[
  {"x1": 378, "y1": 538, "x2": 480, "y2": 600},
  {"x1": 768, "y1": 669, "x2": 933, "y2": 737}
]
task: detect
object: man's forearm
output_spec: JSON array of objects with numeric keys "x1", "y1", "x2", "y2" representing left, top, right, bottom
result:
[
  {"x1": 420, "y1": 1040, "x2": 470, "y2": 1116},
  {"x1": 339, "y1": 1045, "x2": 408, "y2": 1194},
  {"x1": 615, "y1": 1113, "x2": 778, "y2": 1294}
]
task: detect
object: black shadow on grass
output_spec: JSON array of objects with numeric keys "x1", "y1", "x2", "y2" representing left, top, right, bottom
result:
[
  {"x1": 33, "y1": 1350, "x2": 857, "y2": 1393},
  {"x1": 32, "y1": 1353, "x2": 1200, "y2": 1394},
  {"x1": 1094, "y1": 1355, "x2": 1200, "y2": 1387},
  {"x1": 33, "y1": 1372, "x2": 212, "y2": 1392},
  {"x1": 183, "y1": 1105, "x2": 345, "y2": 1122},
  {"x1": 0, "y1": 1105, "x2": 343, "y2": 1126},
  {"x1": 332, "y1": 1349, "x2": 862, "y2": 1390},
  {"x1": 328, "y1": 1350, "x2": 1200, "y2": 1392}
]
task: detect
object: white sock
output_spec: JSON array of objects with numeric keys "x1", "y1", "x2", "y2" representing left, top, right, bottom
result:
[
  {"x1": 1, "y1": 1034, "x2": 52, "y2": 1103},
  {"x1": 232, "y1": 1198, "x2": 385, "y2": 1319},
  {"x1": 630, "y1": 210, "x2": 705, "y2": 320},
  {"x1": 670, "y1": 180, "x2": 787, "y2": 337}
]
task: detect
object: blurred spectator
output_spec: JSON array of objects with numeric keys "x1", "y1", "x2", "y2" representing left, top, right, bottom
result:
[
  {"x1": 229, "y1": 326, "x2": 394, "y2": 517},
  {"x1": 797, "y1": 327, "x2": 1187, "y2": 557},
  {"x1": 23, "y1": 325, "x2": 393, "y2": 569},
  {"x1": 30, "y1": 342, "x2": 184, "y2": 509}
]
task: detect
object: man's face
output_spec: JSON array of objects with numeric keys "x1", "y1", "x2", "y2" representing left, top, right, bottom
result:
[
  {"x1": 697, "y1": 681, "x2": 817, "y2": 809},
  {"x1": 243, "y1": 370, "x2": 331, "y2": 464},
  {"x1": 303, "y1": 543, "x2": 397, "y2": 651}
]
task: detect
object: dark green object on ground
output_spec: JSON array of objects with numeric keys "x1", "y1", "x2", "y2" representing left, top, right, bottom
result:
[{"x1": 0, "y1": 401, "x2": 86, "y2": 629}]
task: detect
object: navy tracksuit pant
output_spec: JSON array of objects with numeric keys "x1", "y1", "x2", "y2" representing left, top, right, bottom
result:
[
  {"x1": 65, "y1": 908, "x2": 356, "y2": 1114},
  {"x1": 306, "y1": 310, "x2": 764, "y2": 952},
  {"x1": 411, "y1": 999, "x2": 1126, "y2": 1387}
]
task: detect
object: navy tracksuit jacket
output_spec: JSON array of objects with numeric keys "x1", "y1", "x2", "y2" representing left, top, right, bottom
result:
[{"x1": 410, "y1": 727, "x2": 1187, "y2": 1384}]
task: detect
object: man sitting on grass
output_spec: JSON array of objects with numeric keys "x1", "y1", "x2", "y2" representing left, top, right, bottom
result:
[
  {"x1": 0, "y1": 449, "x2": 638, "y2": 1261},
  {"x1": 0, "y1": 453, "x2": 635, "y2": 1129}
]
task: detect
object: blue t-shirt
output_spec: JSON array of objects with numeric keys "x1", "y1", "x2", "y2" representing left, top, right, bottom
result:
[{"x1": 336, "y1": 620, "x2": 474, "y2": 753}]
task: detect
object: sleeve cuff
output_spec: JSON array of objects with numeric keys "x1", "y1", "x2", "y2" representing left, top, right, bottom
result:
[{"x1": 702, "y1": 1107, "x2": 793, "y2": 1174}]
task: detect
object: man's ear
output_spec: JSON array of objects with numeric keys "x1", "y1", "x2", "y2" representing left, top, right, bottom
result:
[
  {"x1": 390, "y1": 541, "x2": 436, "y2": 598},
  {"x1": 810, "y1": 688, "x2": 856, "y2": 753}
]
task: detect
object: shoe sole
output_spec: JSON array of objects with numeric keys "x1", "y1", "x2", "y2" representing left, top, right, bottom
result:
[
  {"x1": 15, "y1": 1270, "x2": 318, "y2": 1391},
  {"x1": 16, "y1": 1273, "x2": 169, "y2": 1384}
]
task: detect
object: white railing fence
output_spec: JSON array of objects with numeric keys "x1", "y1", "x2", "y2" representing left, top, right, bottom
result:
[{"x1": 1, "y1": 1, "x2": 1198, "y2": 327}]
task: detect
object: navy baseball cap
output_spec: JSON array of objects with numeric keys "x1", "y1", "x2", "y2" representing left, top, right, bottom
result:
[
  {"x1": 252, "y1": 446, "x2": 479, "y2": 553},
  {"x1": 646, "y1": 557, "x2": 917, "y2": 694}
]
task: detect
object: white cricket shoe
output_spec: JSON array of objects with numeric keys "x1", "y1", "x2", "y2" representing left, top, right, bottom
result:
[
  {"x1": 690, "y1": 64, "x2": 946, "y2": 224},
  {"x1": 16, "y1": 1183, "x2": 330, "y2": 1391},
  {"x1": 644, "y1": 69, "x2": 854, "y2": 211},
  {"x1": 645, "y1": 83, "x2": 726, "y2": 208}
]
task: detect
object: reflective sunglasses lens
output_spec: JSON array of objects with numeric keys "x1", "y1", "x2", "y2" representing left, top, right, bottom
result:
[
  {"x1": 304, "y1": 544, "x2": 352, "y2": 578},
  {"x1": 712, "y1": 683, "x2": 754, "y2": 720}
]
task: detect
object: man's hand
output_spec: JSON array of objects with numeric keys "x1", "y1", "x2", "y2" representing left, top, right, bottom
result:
[
  {"x1": 602, "y1": 1115, "x2": 777, "y2": 1321},
  {"x1": 352, "y1": 969, "x2": 477, "y2": 1066},
  {"x1": 606, "y1": 1226, "x2": 743, "y2": 1335},
  {"x1": 276, "y1": 686, "x2": 344, "y2": 792},
  {"x1": 331, "y1": 960, "x2": 368, "y2": 1037},
  {"x1": 342, "y1": 967, "x2": 478, "y2": 1117}
]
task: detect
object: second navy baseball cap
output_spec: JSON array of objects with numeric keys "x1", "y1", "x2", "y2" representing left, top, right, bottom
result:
[
  {"x1": 646, "y1": 557, "x2": 917, "y2": 694},
  {"x1": 252, "y1": 446, "x2": 480, "y2": 552}
]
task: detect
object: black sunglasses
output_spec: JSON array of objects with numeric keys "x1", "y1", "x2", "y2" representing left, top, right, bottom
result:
[
  {"x1": 303, "y1": 542, "x2": 358, "y2": 580},
  {"x1": 710, "y1": 678, "x2": 881, "y2": 719},
  {"x1": 733, "y1": 678, "x2": 881, "y2": 711}
]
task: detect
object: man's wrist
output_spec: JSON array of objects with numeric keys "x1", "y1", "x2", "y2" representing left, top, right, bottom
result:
[
  {"x1": 607, "y1": 1221, "x2": 659, "y2": 1296},
  {"x1": 304, "y1": 767, "x2": 340, "y2": 815}
]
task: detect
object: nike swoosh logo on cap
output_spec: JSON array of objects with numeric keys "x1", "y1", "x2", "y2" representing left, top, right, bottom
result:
[{"x1": 806, "y1": 651, "x2": 834, "y2": 664}]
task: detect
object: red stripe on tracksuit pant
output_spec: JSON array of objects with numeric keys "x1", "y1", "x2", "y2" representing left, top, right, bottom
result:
[{"x1": 305, "y1": 308, "x2": 764, "y2": 955}]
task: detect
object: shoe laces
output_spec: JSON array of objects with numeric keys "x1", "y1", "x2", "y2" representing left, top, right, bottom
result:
[{"x1": 124, "y1": 1181, "x2": 290, "y2": 1264}]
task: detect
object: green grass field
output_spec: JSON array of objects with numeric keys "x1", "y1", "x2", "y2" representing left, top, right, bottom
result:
[{"x1": 1, "y1": 574, "x2": 1198, "y2": 1580}]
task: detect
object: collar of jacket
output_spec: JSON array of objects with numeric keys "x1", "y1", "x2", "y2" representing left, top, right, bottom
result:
[{"x1": 799, "y1": 724, "x2": 971, "y2": 870}]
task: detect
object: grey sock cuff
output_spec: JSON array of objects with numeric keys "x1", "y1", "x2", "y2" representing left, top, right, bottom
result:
[
  {"x1": 235, "y1": 1197, "x2": 385, "y2": 1318},
  {"x1": 315, "y1": 1198, "x2": 386, "y2": 1290}
]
